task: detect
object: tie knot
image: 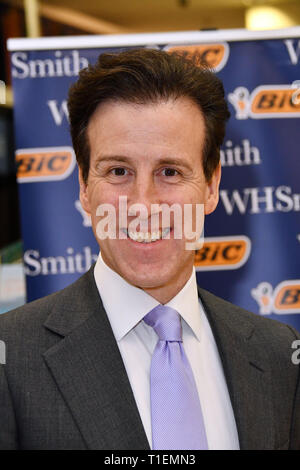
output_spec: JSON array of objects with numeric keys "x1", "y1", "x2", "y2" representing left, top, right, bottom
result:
[{"x1": 144, "y1": 305, "x2": 182, "y2": 341}]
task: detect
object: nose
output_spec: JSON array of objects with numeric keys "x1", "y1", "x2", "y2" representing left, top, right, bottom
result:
[{"x1": 127, "y1": 174, "x2": 161, "y2": 225}]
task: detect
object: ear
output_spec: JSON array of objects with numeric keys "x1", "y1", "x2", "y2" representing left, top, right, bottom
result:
[
  {"x1": 78, "y1": 168, "x2": 91, "y2": 215},
  {"x1": 204, "y1": 162, "x2": 221, "y2": 215}
]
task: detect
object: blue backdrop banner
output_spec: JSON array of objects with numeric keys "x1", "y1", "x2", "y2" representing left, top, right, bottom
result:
[{"x1": 8, "y1": 28, "x2": 300, "y2": 331}]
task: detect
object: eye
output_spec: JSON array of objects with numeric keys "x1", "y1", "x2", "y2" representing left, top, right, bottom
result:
[
  {"x1": 161, "y1": 168, "x2": 179, "y2": 177},
  {"x1": 111, "y1": 167, "x2": 128, "y2": 176}
]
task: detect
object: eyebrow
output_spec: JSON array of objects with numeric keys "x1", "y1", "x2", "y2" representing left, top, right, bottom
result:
[
  {"x1": 95, "y1": 155, "x2": 193, "y2": 170},
  {"x1": 95, "y1": 155, "x2": 132, "y2": 164}
]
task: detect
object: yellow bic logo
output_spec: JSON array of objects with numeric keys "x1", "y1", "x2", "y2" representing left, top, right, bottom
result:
[
  {"x1": 229, "y1": 84, "x2": 300, "y2": 120},
  {"x1": 252, "y1": 280, "x2": 300, "y2": 315},
  {"x1": 251, "y1": 85, "x2": 300, "y2": 117},
  {"x1": 16, "y1": 147, "x2": 76, "y2": 183},
  {"x1": 164, "y1": 43, "x2": 229, "y2": 72},
  {"x1": 273, "y1": 281, "x2": 300, "y2": 314},
  {"x1": 194, "y1": 235, "x2": 251, "y2": 271}
]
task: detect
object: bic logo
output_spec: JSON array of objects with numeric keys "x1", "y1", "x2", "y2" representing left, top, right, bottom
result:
[
  {"x1": 229, "y1": 84, "x2": 300, "y2": 119},
  {"x1": 194, "y1": 235, "x2": 251, "y2": 271},
  {"x1": 252, "y1": 280, "x2": 300, "y2": 315},
  {"x1": 164, "y1": 43, "x2": 229, "y2": 72},
  {"x1": 15, "y1": 146, "x2": 76, "y2": 183}
]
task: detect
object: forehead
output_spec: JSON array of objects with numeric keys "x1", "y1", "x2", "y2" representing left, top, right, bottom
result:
[{"x1": 87, "y1": 97, "x2": 206, "y2": 159}]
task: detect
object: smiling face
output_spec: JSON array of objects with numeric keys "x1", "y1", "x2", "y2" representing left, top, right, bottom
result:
[{"x1": 79, "y1": 97, "x2": 221, "y2": 303}]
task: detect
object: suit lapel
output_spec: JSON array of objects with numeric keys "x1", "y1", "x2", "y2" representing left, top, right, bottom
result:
[
  {"x1": 198, "y1": 287, "x2": 276, "y2": 450},
  {"x1": 43, "y1": 268, "x2": 149, "y2": 450}
]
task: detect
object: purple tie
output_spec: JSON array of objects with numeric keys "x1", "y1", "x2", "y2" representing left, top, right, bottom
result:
[{"x1": 144, "y1": 305, "x2": 208, "y2": 450}]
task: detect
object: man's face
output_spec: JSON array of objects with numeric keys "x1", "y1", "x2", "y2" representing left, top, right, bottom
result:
[{"x1": 80, "y1": 97, "x2": 220, "y2": 300}]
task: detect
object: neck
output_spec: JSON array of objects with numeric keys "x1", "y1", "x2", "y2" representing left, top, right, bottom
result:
[{"x1": 142, "y1": 265, "x2": 194, "y2": 304}]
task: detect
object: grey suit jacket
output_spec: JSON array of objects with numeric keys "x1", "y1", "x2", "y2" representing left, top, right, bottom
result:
[{"x1": 0, "y1": 267, "x2": 299, "y2": 450}]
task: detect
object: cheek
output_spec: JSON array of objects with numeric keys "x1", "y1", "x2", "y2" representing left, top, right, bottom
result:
[
  {"x1": 88, "y1": 184, "x2": 126, "y2": 240},
  {"x1": 166, "y1": 189, "x2": 205, "y2": 236},
  {"x1": 88, "y1": 181, "x2": 119, "y2": 211},
  {"x1": 165, "y1": 186, "x2": 205, "y2": 206}
]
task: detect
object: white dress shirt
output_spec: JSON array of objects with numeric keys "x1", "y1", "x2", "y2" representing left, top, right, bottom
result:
[{"x1": 94, "y1": 252, "x2": 240, "y2": 450}]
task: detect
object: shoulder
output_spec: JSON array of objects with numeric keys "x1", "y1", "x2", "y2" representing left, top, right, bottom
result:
[
  {"x1": 198, "y1": 287, "x2": 300, "y2": 396},
  {"x1": 198, "y1": 286, "x2": 300, "y2": 343},
  {"x1": 0, "y1": 267, "x2": 96, "y2": 341}
]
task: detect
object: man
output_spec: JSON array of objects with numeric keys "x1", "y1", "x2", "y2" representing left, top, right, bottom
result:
[{"x1": 0, "y1": 49, "x2": 299, "y2": 450}]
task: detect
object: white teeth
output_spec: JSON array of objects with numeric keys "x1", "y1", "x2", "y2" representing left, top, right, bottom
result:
[
  {"x1": 120, "y1": 228, "x2": 171, "y2": 242},
  {"x1": 124, "y1": 229, "x2": 171, "y2": 243},
  {"x1": 129, "y1": 231, "x2": 138, "y2": 241}
]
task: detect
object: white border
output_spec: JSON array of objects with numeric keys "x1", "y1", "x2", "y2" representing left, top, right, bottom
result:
[
  {"x1": 195, "y1": 235, "x2": 251, "y2": 271},
  {"x1": 16, "y1": 146, "x2": 76, "y2": 183},
  {"x1": 7, "y1": 27, "x2": 300, "y2": 52}
]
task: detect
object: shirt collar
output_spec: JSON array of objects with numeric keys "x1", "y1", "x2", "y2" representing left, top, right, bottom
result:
[{"x1": 94, "y1": 252, "x2": 203, "y2": 342}]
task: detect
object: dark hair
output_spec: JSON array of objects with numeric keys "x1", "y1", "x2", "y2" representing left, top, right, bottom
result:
[{"x1": 67, "y1": 48, "x2": 230, "y2": 183}]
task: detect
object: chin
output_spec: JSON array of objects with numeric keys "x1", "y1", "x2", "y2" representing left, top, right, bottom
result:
[{"x1": 123, "y1": 266, "x2": 176, "y2": 290}]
